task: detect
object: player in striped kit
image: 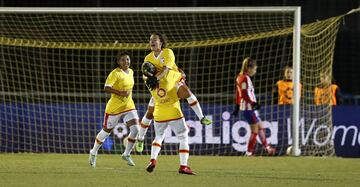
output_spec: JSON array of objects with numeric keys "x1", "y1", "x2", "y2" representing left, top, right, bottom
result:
[
  {"x1": 89, "y1": 52, "x2": 140, "y2": 167},
  {"x1": 232, "y1": 57, "x2": 276, "y2": 156},
  {"x1": 141, "y1": 61, "x2": 196, "y2": 175},
  {"x1": 135, "y1": 32, "x2": 212, "y2": 153}
]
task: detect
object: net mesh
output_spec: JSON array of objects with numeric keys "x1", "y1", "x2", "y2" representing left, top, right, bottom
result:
[{"x1": 0, "y1": 9, "x2": 342, "y2": 156}]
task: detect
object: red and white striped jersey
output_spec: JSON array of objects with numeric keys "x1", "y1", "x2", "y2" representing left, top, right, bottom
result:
[{"x1": 235, "y1": 73, "x2": 256, "y2": 110}]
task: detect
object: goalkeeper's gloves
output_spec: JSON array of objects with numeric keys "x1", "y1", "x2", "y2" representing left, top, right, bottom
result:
[
  {"x1": 145, "y1": 76, "x2": 158, "y2": 91},
  {"x1": 231, "y1": 104, "x2": 240, "y2": 116},
  {"x1": 252, "y1": 102, "x2": 261, "y2": 110}
]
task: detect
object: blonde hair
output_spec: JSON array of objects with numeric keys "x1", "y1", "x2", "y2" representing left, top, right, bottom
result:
[
  {"x1": 283, "y1": 65, "x2": 292, "y2": 72},
  {"x1": 320, "y1": 71, "x2": 334, "y2": 85},
  {"x1": 283, "y1": 65, "x2": 293, "y2": 80},
  {"x1": 240, "y1": 57, "x2": 256, "y2": 75}
]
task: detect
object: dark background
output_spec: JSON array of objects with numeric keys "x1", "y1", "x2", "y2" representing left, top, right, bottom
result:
[{"x1": 1, "y1": 0, "x2": 359, "y2": 96}]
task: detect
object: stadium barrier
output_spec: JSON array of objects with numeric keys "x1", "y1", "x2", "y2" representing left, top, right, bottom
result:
[{"x1": 1, "y1": 104, "x2": 359, "y2": 157}]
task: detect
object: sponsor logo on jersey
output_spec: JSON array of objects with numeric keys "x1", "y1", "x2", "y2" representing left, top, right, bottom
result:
[{"x1": 157, "y1": 88, "x2": 166, "y2": 98}]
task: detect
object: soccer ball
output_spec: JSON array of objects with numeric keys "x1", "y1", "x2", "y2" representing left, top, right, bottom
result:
[
  {"x1": 286, "y1": 146, "x2": 302, "y2": 156},
  {"x1": 286, "y1": 146, "x2": 293, "y2": 156},
  {"x1": 122, "y1": 136, "x2": 128, "y2": 148}
]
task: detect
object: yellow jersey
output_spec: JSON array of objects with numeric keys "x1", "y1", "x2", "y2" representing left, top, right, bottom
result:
[
  {"x1": 149, "y1": 70, "x2": 183, "y2": 122},
  {"x1": 314, "y1": 84, "x2": 338, "y2": 105},
  {"x1": 104, "y1": 68, "x2": 136, "y2": 114},
  {"x1": 144, "y1": 48, "x2": 178, "y2": 72},
  {"x1": 276, "y1": 80, "x2": 302, "y2": 105}
]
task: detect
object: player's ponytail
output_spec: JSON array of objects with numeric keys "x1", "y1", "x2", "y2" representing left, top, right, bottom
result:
[{"x1": 240, "y1": 57, "x2": 256, "y2": 75}]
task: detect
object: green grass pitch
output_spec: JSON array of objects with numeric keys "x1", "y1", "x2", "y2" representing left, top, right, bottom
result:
[{"x1": 0, "y1": 154, "x2": 359, "y2": 187}]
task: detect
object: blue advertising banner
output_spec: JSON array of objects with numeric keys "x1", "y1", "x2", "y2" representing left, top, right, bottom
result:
[
  {"x1": 0, "y1": 103, "x2": 359, "y2": 157},
  {"x1": 332, "y1": 107, "x2": 360, "y2": 157}
]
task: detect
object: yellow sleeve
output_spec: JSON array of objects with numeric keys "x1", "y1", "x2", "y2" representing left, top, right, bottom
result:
[
  {"x1": 144, "y1": 54, "x2": 150, "y2": 62},
  {"x1": 164, "y1": 49, "x2": 176, "y2": 69},
  {"x1": 276, "y1": 80, "x2": 280, "y2": 87},
  {"x1": 104, "y1": 70, "x2": 117, "y2": 88},
  {"x1": 314, "y1": 88, "x2": 319, "y2": 105}
]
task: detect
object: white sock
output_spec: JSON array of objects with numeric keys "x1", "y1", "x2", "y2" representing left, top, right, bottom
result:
[
  {"x1": 150, "y1": 134, "x2": 165, "y2": 160},
  {"x1": 151, "y1": 142, "x2": 162, "y2": 160},
  {"x1": 187, "y1": 94, "x2": 204, "y2": 120},
  {"x1": 178, "y1": 135, "x2": 189, "y2": 166},
  {"x1": 91, "y1": 129, "x2": 110, "y2": 154},
  {"x1": 124, "y1": 125, "x2": 138, "y2": 156},
  {"x1": 137, "y1": 116, "x2": 152, "y2": 141}
]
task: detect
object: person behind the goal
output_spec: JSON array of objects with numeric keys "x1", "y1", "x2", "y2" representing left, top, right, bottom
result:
[
  {"x1": 232, "y1": 57, "x2": 276, "y2": 156},
  {"x1": 141, "y1": 61, "x2": 196, "y2": 175},
  {"x1": 135, "y1": 32, "x2": 212, "y2": 153},
  {"x1": 89, "y1": 51, "x2": 140, "y2": 167},
  {"x1": 273, "y1": 66, "x2": 302, "y2": 105},
  {"x1": 314, "y1": 71, "x2": 343, "y2": 105}
]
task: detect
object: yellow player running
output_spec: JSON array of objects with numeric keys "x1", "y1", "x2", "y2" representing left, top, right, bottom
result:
[{"x1": 89, "y1": 52, "x2": 140, "y2": 167}]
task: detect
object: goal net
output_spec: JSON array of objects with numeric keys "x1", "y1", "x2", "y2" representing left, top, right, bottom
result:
[{"x1": 0, "y1": 8, "x2": 342, "y2": 156}]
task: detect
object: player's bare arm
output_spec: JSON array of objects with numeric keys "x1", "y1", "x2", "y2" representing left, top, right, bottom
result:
[
  {"x1": 104, "y1": 86, "x2": 130, "y2": 97},
  {"x1": 155, "y1": 66, "x2": 170, "y2": 80}
]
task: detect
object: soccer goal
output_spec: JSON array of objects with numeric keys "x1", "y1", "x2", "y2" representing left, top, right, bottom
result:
[{"x1": 0, "y1": 7, "x2": 342, "y2": 156}]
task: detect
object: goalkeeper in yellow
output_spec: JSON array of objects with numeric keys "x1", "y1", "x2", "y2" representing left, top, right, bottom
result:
[
  {"x1": 141, "y1": 61, "x2": 198, "y2": 175},
  {"x1": 89, "y1": 52, "x2": 140, "y2": 167},
  {"x1": 136, "y1": 32, "x2": 212, "y2": 152}
]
